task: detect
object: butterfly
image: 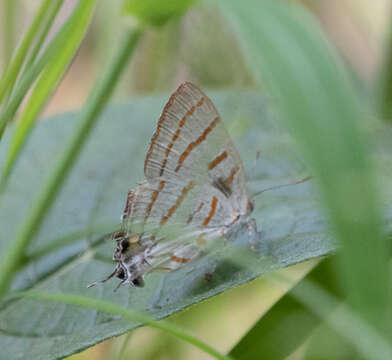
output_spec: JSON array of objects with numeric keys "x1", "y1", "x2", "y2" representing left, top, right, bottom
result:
[{"x1": 89, "y1": 82, "x2": 259, "y2": 291}]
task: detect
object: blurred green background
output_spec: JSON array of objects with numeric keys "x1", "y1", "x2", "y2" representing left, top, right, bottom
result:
[
  {"x1": 3, "y1": 0, "x2": 388, "y2": 114},
  {"x1": 1, "y1": 1, "x2": 391, "y2": 359}
]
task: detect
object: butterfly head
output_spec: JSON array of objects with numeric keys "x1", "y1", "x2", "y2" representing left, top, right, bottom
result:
[
  {"x1": 112, "y1": 232, "x2": 146, "y2": 288},
  {"x1": 87, "y1": 231, "x2": 147, "y2": 290}
]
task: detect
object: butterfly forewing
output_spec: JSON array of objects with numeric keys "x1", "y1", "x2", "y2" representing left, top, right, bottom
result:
[{"x1": 143, "y1": 82, "x2": 250, "y2": 228}]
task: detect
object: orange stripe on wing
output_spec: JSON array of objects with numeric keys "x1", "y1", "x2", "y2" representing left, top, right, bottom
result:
[
  {"x1": 144, "y1": 88, "x2": 178, "y2": 175},
  {"x1": 175, "y1": 116, "x2": 220, "y2": 172},
  {"x1": 144, "y1": 180, "x2": 166, "y2": 222},
  {"x1": 225, "y1": 166, "x2": 239, "y2": 185},
  {"x1": 203, "y1": 196, "x2": 218, "y2": 227},
  {"x1": 160, "y1": 181, "x2": 195, "y2": 226},
  {"x1": 171, "y1": 255, "x2": 189, "y2": 264},
  {"x1": 159, "y1": 97, "x2": 205, "y2": 176},
  {"x1": 208, "y1": 151, "x2": 228, "y2": 170}
]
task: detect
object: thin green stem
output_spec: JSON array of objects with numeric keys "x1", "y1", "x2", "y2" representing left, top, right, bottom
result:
[
  {"x1": 0, "y1": 28, "x2": 143, "y2": 297},
  {"x1": 22, "y1": 0, "x2": 64, "y2": 74},
  {"x1": 116, "y1": 332, "x2": 133, "y2": 360},
  {"x1": 0, "y1": 0, "x2": 57, "y2": 105},
  {"x1": 0, "y1": 3, "x2": 74, "y2": 139},
  {"x1": 377, "y1": 11, "x2": 392, "y2": 122},
  {"x1": 12, "y1": 291, "x2": 233, "y2": 360},
  {"x1": 2, "y1": 0, "x2": 16, "y2": 68},
  {"x1": 0, "y1": 0, "x2": 96, "y2": 191}
]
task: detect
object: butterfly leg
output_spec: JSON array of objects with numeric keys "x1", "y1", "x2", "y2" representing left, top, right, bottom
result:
[
  {"x1": 87, "y1": 267, "x2": 118, "y2": 288},
  {"x1": 247, "y1": 218, "x2": 262, "y2": 252}
]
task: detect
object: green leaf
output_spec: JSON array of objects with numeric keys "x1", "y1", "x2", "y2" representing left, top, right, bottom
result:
[
  {"x1": 123, "y1": 0, "x2": 195, "y2": 26},
  {"x1": 1, "y1": 89, "x2": 391, "y2": 359}
]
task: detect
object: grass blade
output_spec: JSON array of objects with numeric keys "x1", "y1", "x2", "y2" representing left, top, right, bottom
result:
[
  {"x1": 220, "y1": 0, "x2": 389, "y2": 336},
  {"x1": 0, "y1": 26, "x2": 142, "y2": 297},
  {"x1": 229, "y1": 260, "x2": 340, "y2": 360},
  {"x1": 115, "y1": 332, "x2": 133, "y2": 360},
  {"x1": 272, "y1": 263, "x2": 392, "y2": 360},
  {"x1": 1, "y1": 0, "x2": 16, "y2": 68},
  {"x1": 0, "y1": 0, "x2": 61, "y2": 105},
  {"x1": 0, "y1": 0, "x2": 95, "y2": 190},
  {"x1": 376, "y1": 13, "x2": 392, "y2": 122},
  {"x1": 0, "y1": 9, "x2": 75, "y2": 138},
  {"x1": 11, "y1": 291, "x2": 232, "y2": 360},
  {"x1": 22, "y1": 0, "x2": 65, "y2": 73}
]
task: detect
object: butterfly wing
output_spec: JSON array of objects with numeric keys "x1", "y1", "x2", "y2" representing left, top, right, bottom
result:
[
  {"x1": 143, "y1": 82, "x2": 250, "y2": 230},
  {"x1": 120, "y1": 83, "x2": 252, "y2": 274},
  {"x1": 92, "y1": 83, "x2": 254, "y2": 289},
  {"x1": 120, "y1": 181, "x2": 204, "y2": 273}
]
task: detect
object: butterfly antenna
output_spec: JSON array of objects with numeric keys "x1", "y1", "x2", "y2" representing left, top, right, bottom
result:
[
  {"x1": 252, "y1": 176, "x2": 312, "y2": 198},
  {"x1": 249, "y1": 151, "x2": 261, "y2": 180}
]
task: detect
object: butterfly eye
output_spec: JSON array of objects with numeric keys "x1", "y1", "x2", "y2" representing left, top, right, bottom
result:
[
  {"x1": 112, "y1": 230, "x2": 125, "y2": 241},
  {"x1": 120, "y1": 239, "x2": 130, "y2": 253}
]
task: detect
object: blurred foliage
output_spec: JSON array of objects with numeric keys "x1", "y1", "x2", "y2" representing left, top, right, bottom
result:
[
  {"x1": 1, "y1": 0, "x2": 392, "y2": 360},
  {"x1": 126, "y1": 6, "x2": 254, "y2": 93},
  {"x1": 123, "y1": 0, "x2": 195, "y2": 27},
  {"x1": 1, "y1": 0, "x2": 17, "y2": 67},
  {"x1": 0, "y1": 88, "x2": 330, "y2": 360}
]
